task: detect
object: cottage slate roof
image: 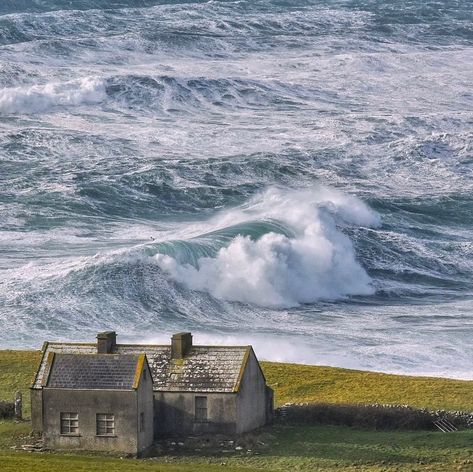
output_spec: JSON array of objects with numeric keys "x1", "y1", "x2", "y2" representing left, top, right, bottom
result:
[
  {"x1": 33, "y1": 343, "x2": 251, "y2": 393},
  {"x1": 46, "y1": 354, "x2": 143, "y2": 390}
]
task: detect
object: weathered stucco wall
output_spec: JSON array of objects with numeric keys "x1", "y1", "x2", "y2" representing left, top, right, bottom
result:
[
  {"x1": 137, "y1": 367, "x2": 154, "y2": 451},
  {"x1": 42, "y1": 389, "x2": 139, "y2": 454},
  {"x1": 236, "y1": 350, "x2": 268, "y2": 433},
  {"x1": 30, "y1": 389, "x2": 43, "y2": 433},
  {"x1": 32, "y1": 341, "x2": 272, "y2": 442},
  {"x1": 154, "y1": 392, "x2": 237, "y2": 436}
]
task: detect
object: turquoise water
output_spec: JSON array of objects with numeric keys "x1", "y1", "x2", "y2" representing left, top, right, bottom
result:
[{"x1": 0, "y1": 0, "x2": 472, "y2": 378}]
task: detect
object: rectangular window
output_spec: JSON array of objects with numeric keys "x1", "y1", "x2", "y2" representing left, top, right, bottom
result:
[
  {"x1": 96, "y1": 413, "x2": 115, "y2": 436},
  {"x1": 140, "y1": 412, "x2": 145, "y2": 432},
  {"x1": 60, "y1": 412, "x2": 78, "y2": 435},
  {"x1": 195, "y1": 396, "x2": 208, "y2": 422}
]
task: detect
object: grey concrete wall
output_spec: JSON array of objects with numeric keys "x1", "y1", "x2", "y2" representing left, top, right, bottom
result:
[
  {"x1": 42, "y1": 389, "x2": 139, "y2": 454},
  {"x1": 137, "y1": 367, "x2": 154, "y2": 453},
  {"x1": 265, "y1": 385, "x2": 274, "y2": 423},
  {"x1": 154, "y1": 392, "x2": 237, "y2": 436},
  {"x1": 236, "y1": 351, "x2": 267, "y2": 433},
  {"x1": 30, "y1": 389, "x2": 43, "y2": 433}
]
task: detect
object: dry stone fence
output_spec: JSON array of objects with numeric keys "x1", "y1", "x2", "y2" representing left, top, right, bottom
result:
[{"x1": 0, "y1": 392, "x2": 22, "y2": 420}]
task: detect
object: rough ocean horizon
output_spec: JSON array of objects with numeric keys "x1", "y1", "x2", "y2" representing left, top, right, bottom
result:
[{"x1": 1, "y1": 0, "x2": 472, "y2": 379}]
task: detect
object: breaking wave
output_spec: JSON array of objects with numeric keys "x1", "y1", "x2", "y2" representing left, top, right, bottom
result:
[
  {"x1": 155, "y1": 187, "x2": 380, "y2": 307},
  {"x1": 0, "y1": 77, "x2": 105, "y2": 114}
]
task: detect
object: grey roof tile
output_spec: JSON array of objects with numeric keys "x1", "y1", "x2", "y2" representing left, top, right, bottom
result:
[
  {"x1": 46, "y1": 354, "x2": 140, "y2": 390},
  {"x1": 34, "y1": 343, "x2": 249, "y2": 393}
]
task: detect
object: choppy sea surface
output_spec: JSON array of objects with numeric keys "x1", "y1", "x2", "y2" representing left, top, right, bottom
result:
[{"x1": 1, "y1": 0, "x2": 472, "y2": 378}]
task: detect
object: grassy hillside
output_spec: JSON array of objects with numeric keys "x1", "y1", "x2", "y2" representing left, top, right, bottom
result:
[
  {"x1": 0, "y1": 350, "x2": 472, "y2": 418},
  {"x1": 0, "y1": 350, "x2": 472, "y2": 471},
  {"x1": 261, "y1": 362, "x2": 473, "y2": 411}
]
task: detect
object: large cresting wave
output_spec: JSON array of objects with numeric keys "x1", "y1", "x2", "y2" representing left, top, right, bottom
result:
[{"x1": 155, "y1": 187, "x2": 380, "y2": 307}]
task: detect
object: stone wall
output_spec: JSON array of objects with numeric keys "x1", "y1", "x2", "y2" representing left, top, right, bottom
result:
[
  {"x1": 236, "y1": 350, "x2": 268, "y2": 433},
  {"x1": 0, "y1": 392, "x2": 23, "y2": 420},
  {"x1": 42, "y1": 389, "x2": 139, "y2": 454},
  {"x1": 0, "y1": 400, "x2": 14, "y2": 419},
  {"x1": 137, "y1": 365, "x2": 155, "y2": 452},
  {"x1": 30, "y1": 389, "x2": 43, "y2": 432},
  {"x1": 154, "y1": 392, "x2": 238, "y2": 436}
]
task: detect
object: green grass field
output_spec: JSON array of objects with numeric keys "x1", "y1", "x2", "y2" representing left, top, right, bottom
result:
[
  {"x1": 0, "y1": 350, "x2": 472, "y2": 471},
  {"x1": 1, "y1": 421, "x2": 472, "y2": 471},
  {"x1": 261, "y1": 362, "x2": 473, "y2": 410}
]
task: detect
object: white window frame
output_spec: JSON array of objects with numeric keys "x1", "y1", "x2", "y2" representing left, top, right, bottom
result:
[
  {"x1": 96, "y1": 413, "x2": 115, "y2": 436},
  {"x1": 60, "y1": 412, "x2": 79, "y2": 435}
]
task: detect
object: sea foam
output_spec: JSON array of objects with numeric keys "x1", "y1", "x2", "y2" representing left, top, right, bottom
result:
[
  {"x1": 0, "y1": 76, "x2": 105, "y2": 114},
  {"x1": 155, "y1": 187, "x2": 380, "y2": 307}
]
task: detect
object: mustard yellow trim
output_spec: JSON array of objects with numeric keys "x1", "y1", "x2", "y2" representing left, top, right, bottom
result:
[
  {"x1": 30, "y1": 342, "x2": 49, "y2": 389},
  {"x1": 41, "y1": 352, "x2": 56, "y2": 387},
  {"x1": 233, "y1": 346, "x2": 251, "y2": 392},
  {"x1": 133, "y1": 354, "x2": 146, "y2": 390}
]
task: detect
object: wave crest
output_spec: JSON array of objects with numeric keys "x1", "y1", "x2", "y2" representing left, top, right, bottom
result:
[
  {"x1": 155, "y1": 187, "x2": 380, "y2": 307},
  {"x1": 0, "y1": 76, "x2": 105, "y2": 114}
]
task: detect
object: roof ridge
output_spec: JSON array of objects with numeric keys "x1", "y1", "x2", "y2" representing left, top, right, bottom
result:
[
  {"x1": 46, "y1": 342, "x2": 249, "y2": 349},
  {"x1": 34, "y1": 341, "x2": 256, "y2": 393},
  {"x1": 54, "y1": 353, "x2": 140, "y2": 357}
]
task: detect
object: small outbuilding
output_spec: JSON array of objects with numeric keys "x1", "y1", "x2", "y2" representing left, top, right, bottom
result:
[{"x1": 31, "y1": 331, "x2": 273, "y2": 453}]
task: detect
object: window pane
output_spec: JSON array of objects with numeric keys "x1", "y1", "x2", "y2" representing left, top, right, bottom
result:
[
  {"x1": 195, "y1": 396, "x2": 208, "y2": 422},
  {"x1": 96, "y1": 414, "x2": 115, "y2": 436},
  {"x1": 60, "y1": 412, "x2": 78, "y2": 435}
]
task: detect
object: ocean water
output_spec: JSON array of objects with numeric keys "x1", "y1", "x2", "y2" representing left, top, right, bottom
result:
[{"x1": 1, "y1": 0, "x2": 472, "y2": 378}]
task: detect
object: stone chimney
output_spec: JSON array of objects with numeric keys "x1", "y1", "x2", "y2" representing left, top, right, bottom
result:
[
  {"x1": 171, "y1": 332, "x2": 192, "y2": 359},
  {"x1": 97, "y1": 331, "x2": 117, "y2": 354}
]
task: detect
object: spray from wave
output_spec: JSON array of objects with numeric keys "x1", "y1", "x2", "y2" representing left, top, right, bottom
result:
[
  {"x1": 0, "y1": 76, "x2": 105, "y2": 114},
  {"x1": 155, "y1": 187, "x2": 380, "y2": 307}
]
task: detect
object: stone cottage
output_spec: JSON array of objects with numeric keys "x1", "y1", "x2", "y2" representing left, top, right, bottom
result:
[
  {"x1": 37, "y1": 351, "x2": 154, "y2": 455},
  {"x1": 31, "y1": 331, "x2": 273, "y2": 453}
]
